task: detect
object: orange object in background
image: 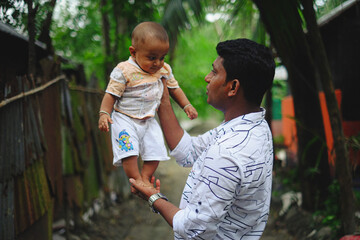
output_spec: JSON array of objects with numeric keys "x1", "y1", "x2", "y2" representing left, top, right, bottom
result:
[
  {"x1": 318, "y1": 89, "x2": 342, "y2": 167},
  {"x1": 281, "y1": 96, "x2": 297, "y2": 155},
  {"x1": 280, "y1": 90, "x2": 360, "y2": 173}
]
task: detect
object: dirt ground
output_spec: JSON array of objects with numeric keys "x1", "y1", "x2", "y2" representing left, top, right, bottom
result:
[{"x1": 53, "y1": 158, "x2": 296, "y2": 240}]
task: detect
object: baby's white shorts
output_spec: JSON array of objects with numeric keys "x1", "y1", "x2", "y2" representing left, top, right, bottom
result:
[{"x1": 111, "y1": 111, "x2": 170, "y2": 166}]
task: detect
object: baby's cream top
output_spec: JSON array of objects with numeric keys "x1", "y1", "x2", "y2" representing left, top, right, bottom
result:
[{"x1": 106, "y1": 57, "x2": 179, "y2": 119}]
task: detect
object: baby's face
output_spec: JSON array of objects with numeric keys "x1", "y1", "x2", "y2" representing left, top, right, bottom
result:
[{"x1": 131, "y1": 37, "x2": 169, "y2": 74}]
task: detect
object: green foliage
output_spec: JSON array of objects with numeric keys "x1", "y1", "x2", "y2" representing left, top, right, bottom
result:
[
  {"x1": 0, "y1": 0, "x2": 273, "y2": 121},
  {"x1": 315, "y1": 0, "x2": 348, "y2": 18},
  {"x1": 172, "y1": 23, "x2": 223, "y2": 120},
  {"x1": 162, "y1": 0, "x2": 205, "y2": 50},
  {"x1": 302, "y1": 135, "x2": 327, "y2": 176},
  {"x1": 346, "y1": 133, "x2": 360, "y2": 174},
  {"x1": 272, "y1": 79, "x2": 288, "y2": 100},
  {"x1": 273, "y1": 135, "x2": 285, "y2": 145},
  {"x1": 204, "y1": 0, "x2": 260, "y2": 41},
  {"x1": 347, "y1": 133, "x2": 360, "y2": 152},
  {"x1": 52, "y1": 1, "x2": 106, "y2": 86},
  {"x1": 0, "y1": 0, "x2": 27, "y2": 31},
  {"x1": 0, "y1": 0, "x2": 57, "y2": 39},
  {"x1": 282, "y1": 168, "x2": 299, "y2": 189},
  {"x1": 355, "y1": 189, "x2": 360, "y2": 208},
  {"x1": 313, "y1": 180, "x2": 341, "y2": 233},
  {"x1": 273, "y1": 153, "x2": 300, "y2": 193},
  {"x1": 51, "y1": 0, "x2": 162, "y2": 87},
  {"x1": 169, "y1": 1, "x2": 263, "y2": 120}
]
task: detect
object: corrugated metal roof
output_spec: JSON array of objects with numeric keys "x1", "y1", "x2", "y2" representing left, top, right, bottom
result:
[
  {"x1": 23, "y1": 94, "x2": 45, "y2": 165},
  {"x1": 0, "y1": 22, "x2": 118, "y2": 239},
  {"x1": 14, "y1": 160, "x2": 52, "y2": 234},
  {"x1": 0, "y1": 179, "x2": 15, "y2": 240},
  {"x1": 318, "y1": 0, "x2": 359, "y2": 27},
  {"x1": 0, "y1": 99, "x2": 25, "y2": 182},
  {"x1": 0, "y1": 75, "x2": 47, "y2": 182},
  {"x1": 0, "y1": 22, "x2": 46, "y2": 49},
  {"x1": 0, "y1": 76, "x2": 116, "y2": 237},
  {"x1": 39, "y1": 81, "x2": 63, "y2": 204}
]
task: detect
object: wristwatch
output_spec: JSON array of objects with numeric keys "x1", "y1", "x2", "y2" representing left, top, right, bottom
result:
[{"x1": 148, "y1": 192, "x2": 168, "y2": 213}]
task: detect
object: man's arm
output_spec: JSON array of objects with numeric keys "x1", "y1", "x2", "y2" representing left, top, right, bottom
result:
[
  {"x1": 153, "y1": 198, "x2": 180, "y2": 227},
  {"x1": 158, "y1": 79, "x2": 184, "y2": 150}
]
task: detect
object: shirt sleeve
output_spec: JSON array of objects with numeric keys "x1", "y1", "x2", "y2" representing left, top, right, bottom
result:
[
  {"x1": 162, "y1": 63, "x2": 179, "y2": 89},
  {"x1": 173, "y1": 145, "x2": 242, "y2": 239},
  {"x1": 105, "y1": 66, "x2": 126, "y2": 97},
  {"x1": 170, "y1": 129, "x2": 217, "y2": 167}
]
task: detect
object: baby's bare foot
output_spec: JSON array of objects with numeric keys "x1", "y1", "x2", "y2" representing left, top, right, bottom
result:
[{"x1": 141, "y1": 177, "x2": 153, "y2": 187}]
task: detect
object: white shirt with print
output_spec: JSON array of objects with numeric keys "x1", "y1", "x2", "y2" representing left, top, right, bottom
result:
[{"x1": 171, "y1": 109, "x2": 273, "y2": 240}]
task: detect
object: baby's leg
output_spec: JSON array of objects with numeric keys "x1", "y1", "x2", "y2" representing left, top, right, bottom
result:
[
  {"x1": 141, "y1": 161, "x2": 159, "y2": 185},
  {"x1": 122, "y1": 155, "x2": 141, "y2": 180},
  {"x1": 122, "y1": 155, "x2": 143, "y2": 192}
]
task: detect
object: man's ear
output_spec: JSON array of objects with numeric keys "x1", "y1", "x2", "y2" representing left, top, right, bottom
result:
[
  {"x1": 129, "y1": 46, "x2": 136, "y2": 58},
  {"x1": 228, "y1": 79, "x2": 239, "y2": 97}
]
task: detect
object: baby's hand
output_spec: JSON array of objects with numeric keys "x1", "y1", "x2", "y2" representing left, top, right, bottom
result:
[
  {"x1": 184, "y1": 105, "x2": 198, "y2": 120},
  {"x1": 98, "y1": 114, "x2": 113, "y2": 132}
]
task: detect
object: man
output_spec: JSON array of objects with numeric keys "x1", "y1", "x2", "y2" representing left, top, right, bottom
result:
[{"x1": 130, "y1": 38, "x2": 275, "y2": 239}]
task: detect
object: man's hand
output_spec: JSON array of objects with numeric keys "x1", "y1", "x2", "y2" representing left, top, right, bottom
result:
[
  {"x1": 129, "y1": 176, "x2": 161, "y2": 201},
  {"x1": 130, "y1": 175, "x2": 180, "y2": 228}
]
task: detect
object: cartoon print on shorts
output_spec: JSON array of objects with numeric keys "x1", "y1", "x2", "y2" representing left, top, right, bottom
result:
[{"x1": 116, "y1": 130, "x2": 134, "y2": 152}]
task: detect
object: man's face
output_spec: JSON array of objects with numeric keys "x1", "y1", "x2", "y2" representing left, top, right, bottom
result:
[{"x1": 205, "y1": 56, "x2": 228, "y2": 111}]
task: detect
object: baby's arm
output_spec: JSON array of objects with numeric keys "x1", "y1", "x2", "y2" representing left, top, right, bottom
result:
[
  {"x1": 98, "y1": 93, "x2": 116, "y2": 132},
  {"x1": 168, "y1": 87, "x2": 198, "y2": 120}
]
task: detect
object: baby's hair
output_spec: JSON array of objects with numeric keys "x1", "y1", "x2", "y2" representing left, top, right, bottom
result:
[{"x1": 131, "y1": 22, "x2": 169, "y2": 48}]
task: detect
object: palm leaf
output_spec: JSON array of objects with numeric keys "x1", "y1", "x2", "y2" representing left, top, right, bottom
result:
[{"x1": 161, "y1": 0, "x2": 205, "y2": 54}]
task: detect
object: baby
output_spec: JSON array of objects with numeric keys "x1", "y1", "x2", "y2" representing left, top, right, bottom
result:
[{"x1": 98, "y1": 22, "x2": 198, "y2": 188}]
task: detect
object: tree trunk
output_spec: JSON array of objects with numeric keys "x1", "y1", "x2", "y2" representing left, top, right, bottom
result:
[
  {"x1": 100, "y1": 0, "x2": 112, "y2": 84},
  {"x1": 253, "y1": 0, "x2": 331, "y2": 211},
  {"x1": 111, "y1": 0, "x2": 129, "y2": 64},
  {"x1": 27, "y1": 0, "x2": 37, "y2": 79},
  {"x1": 38, "y1": 0, "x2": 57, "y2": 55},
  {"x1": 301, "y1": 0, "x2": 355, "y2": 234},
  {"x1": 111, "y1": 0, "x2": 120, "y2": 64}
]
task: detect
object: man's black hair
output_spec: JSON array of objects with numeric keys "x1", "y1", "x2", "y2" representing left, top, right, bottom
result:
[{"x1": 216, "y1": 38, "x2": 275, "y2": 106}]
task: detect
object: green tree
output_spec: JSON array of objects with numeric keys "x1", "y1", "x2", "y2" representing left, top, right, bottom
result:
[
  {"x1": 51, "y1": 0, "x2": 167, "y2": 87},
  {"x1": 98, "y1": 0, "x2": 158, "y2": 84},
  {"x1": 253, "y1": 0, "x2": 355, "y2": 235},
  {"x1": 301, "y1": 0, "x2": 355, "y2": 233},
  {"x1": 161, "y1": 0, "x2": 204, "y2": 63},
  {"x1": 52, "y1": 1, "x2": 105, "y2": 85}
]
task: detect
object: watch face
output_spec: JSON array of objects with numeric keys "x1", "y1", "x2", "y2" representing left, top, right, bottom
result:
[
  {"x1": 148, "y1": 193, "x2": 160, "y2": 205},
  {"x1": 148, "y1": 193, "x2": 167, "y2": 213}
]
